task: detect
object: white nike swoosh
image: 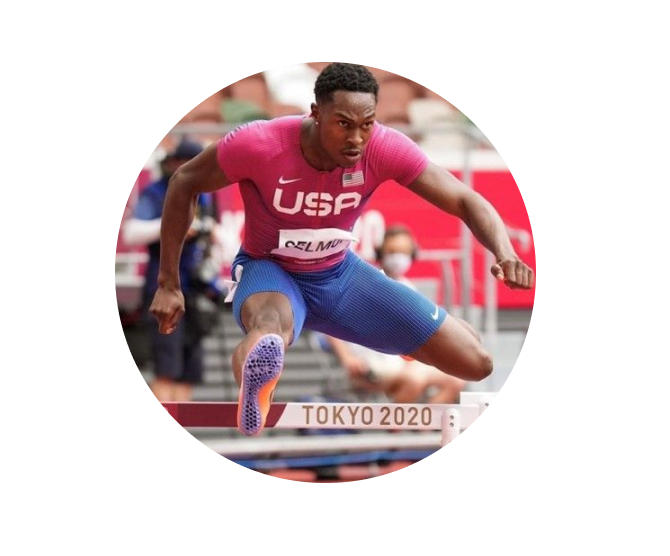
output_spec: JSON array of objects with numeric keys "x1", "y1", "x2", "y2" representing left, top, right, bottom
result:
[
  {"x1": 278, "y1": 176, "x2": 302, "y2": 184},
  {"x1": 431, "y1": 305, "x2": 440, "y2": 320}
]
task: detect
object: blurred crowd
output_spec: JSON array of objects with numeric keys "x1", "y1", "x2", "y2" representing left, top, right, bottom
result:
[{"x1": 145, "y1": 63, "x2": 476, "y2": 180}]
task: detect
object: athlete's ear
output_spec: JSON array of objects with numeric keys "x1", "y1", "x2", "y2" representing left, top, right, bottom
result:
[{"x1": 310, "y1": 103, "x2": 319, "y2": 121}]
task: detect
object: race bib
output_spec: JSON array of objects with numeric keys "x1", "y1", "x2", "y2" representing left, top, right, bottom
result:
[{"x1": 270, "y1": 228, "x2": 358, "y2": 260}]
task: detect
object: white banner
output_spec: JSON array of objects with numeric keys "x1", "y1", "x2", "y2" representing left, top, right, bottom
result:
[
  {"x1": 276, "y1": 402, "x2": 480, "y2": 430},
  {"x1": 270, "y1": 228, "x2": 358, "y2": 260}
]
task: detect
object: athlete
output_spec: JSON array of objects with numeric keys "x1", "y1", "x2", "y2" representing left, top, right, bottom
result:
[{"x1": 150, "y1": 63, "x2": 534, "y2": 436}]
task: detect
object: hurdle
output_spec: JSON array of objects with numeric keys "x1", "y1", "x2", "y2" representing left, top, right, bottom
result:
[{"x1": 162, "y1": 401, "x2": 482, "y2": 448}]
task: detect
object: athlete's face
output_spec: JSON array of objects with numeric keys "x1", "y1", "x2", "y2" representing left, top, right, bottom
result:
[{"x1": 312, "y1": 91, "x2": 377, "y2": 168}]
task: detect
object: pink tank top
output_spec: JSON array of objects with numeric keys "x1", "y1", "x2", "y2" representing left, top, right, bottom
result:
[{"x1": 216, "y1": 116, "x2": 428, "y2": 272}]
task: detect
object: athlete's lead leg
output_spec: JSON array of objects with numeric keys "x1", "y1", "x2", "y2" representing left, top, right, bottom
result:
[{"x1": 232, "y1": 292, "x2": 295, "y2": 436}]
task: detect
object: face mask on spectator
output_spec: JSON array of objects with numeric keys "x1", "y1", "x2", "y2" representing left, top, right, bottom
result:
[{"x1": 382, "y1": 253, "x2": 412, "y2": 277}]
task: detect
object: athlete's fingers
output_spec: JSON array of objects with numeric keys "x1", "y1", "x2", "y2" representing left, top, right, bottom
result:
[
  {"x1": 503, "y1": 262, "x2": 517, "y2": 285},
  {"x1": 493, "y1": 259, "x2": 534, "y2": 290},
  {"x1": 158, "y1": 308, "x2": 183, "y2": 334},
  {"x1": 159, "y1": 321, "x2": 176, "y2": 335},
  {"x1": 159, "y1": 319, "x2": 175, "y2": 335},
  {"x1": 490, "y1": 263, "x2": 506, "y2": 282},
  {"x1": 514, "y1": 261, "x2": 528, "y2": 288},
  {"x1": 491, "y1": 260, "x2": 535, "y2": 290},
  {"x1": 514, "y1": 261, "x2": 533, "y2": 289}
]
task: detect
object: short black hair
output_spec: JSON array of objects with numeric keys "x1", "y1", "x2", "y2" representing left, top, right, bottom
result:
[{"x1": 314, "y1": 63, "x2": 379, "y2": 105}]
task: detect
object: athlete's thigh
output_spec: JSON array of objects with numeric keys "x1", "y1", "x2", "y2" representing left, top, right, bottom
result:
[
  {"x1": 314, "y1": 255, "x2": 447, "y2": 355},
  {"x1": 230, "y1": 252, "x2": 307, "y2": 342},
  {"x1": 408, "y1": 316, "x2": 492, "y2": 381}
]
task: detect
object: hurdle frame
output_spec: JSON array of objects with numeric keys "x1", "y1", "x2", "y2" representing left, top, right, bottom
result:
[{"x1": 162, "y1": 399, "x2": 492, "y2": 449}]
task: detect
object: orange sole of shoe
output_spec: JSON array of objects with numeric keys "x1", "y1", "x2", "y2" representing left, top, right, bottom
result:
[{"x1": 237, "y1": 334, "x2": 284, "y2": 436}]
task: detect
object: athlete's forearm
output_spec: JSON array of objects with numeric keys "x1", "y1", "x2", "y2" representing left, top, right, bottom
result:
[
  {"x1": 153, "y1": 143, "x2": 230, "y2": 290},
  {"x1": 157, "y1": 175, "x2": 198, "y2": 290},
  {"x1": 462, "y1": 193, "x2": 518, "y2": 262}
]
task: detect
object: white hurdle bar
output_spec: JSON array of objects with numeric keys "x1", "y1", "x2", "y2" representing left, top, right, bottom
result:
[
  {"x1": 163, "y1": 394, "x2": 495, "y2": 488},
  {"x1": 459, "y1": 391, "x2": 497, "y2": 415},
  {"x1": 162, "y1": 401, "x2": 483, "y2": 447}
]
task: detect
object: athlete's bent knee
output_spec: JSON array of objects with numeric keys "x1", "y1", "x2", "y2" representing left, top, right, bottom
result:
[
  {"x1": 472, "y1": 350, "x2": 493, "y2": 382},
  {"x1": 247, "y1": 307, "x2": 282, "y2": 330}
]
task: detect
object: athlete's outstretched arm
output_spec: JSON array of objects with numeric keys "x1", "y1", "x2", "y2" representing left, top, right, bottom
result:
[
  {"x1": 408, "y1": 162, "x2": 534, "y2": 290},
  {"x1": 150, "y1": 143, "x2": 233, "y2": 334}
]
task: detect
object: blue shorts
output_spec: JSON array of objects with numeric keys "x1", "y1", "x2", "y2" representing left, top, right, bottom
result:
[{"x1": 230, "y1": 250, "x2": 447, "y2": 355}]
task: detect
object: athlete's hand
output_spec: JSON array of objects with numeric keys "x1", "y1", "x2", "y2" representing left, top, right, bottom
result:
[
  {"x1": 149, "y1": 286, "x2": 185, "y2": 334},
  {"x1": 490, "y1": 257, "x2": 535, "y2": 290}
]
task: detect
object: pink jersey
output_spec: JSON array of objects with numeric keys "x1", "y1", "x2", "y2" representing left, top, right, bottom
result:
[{"x1": 216, "y1": 116, "x2": 429, "y2": 272}]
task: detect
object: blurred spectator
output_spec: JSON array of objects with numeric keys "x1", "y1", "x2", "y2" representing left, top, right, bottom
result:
[
  {"x1": 366, "y1": 65, "x2": 423, "y2": 126},
  {"x1": 221, "y1": 71, "x2": 308, "y2": 124},
  {"x1": 178, "y1": 88, "x2": 227, "y2": 147},
  {"x1": 122, "y1": 139, "x2": 225, "y2": 402},
  {"x1": 306, "y1": 62, "x2": 330, "y2": 73},
  {"x1": 327, "y1": 225, "x2": 465, "y2": 404},
  {"x1": 364, "y1": 67, "x2": 474, "y2": 149},
  {"x1": 409, "y1": 85, "x2": 472, "y2": 151},
  {"x1": 184, "y1": 89, "x2": 226, "y2": 126},
  {"x1": 221, "y1": 73, "x2": 272, "y2": 123},
  {"x1": 143, "y1": 90, "x2": 227, "y2": 180},
  {"x1": 263, "y1": 63, "x2": 320, "y2": 114}
]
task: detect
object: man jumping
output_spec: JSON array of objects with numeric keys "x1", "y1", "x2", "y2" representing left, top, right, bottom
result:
[{"x1": 150, "y1": 63, "x2": 534, "y2": 436}]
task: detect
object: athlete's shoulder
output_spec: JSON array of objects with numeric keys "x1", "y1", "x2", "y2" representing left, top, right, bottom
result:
[
  {"x1": 220, "y1": 116, "x2": 301, "y2": 151},
  {"x1": 368, "y1": 121, "x2": 415, "y2": 150},
  {"x1": 365, "y1": 122, "x2": 429, "y2": 185},
  {"x1": 217, "y1": 116, "x2": 302, "y2": 181}
]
